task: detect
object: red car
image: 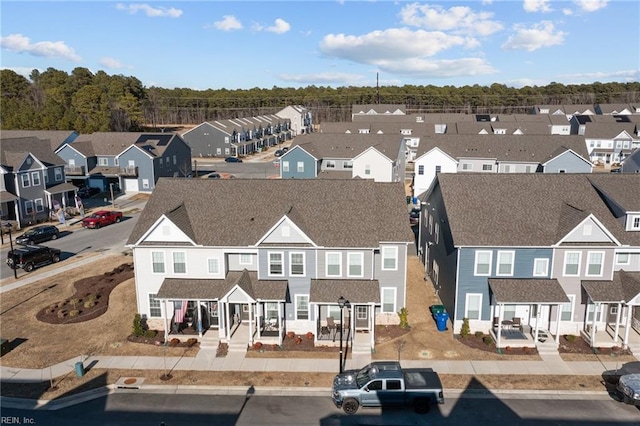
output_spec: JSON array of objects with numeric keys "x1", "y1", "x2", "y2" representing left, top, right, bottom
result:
[{"x1": 82, "y1": 210, "x2": 123, "y2": 229}]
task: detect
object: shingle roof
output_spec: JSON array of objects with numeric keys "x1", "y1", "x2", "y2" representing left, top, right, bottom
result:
[
  {"x1": 290, "y1": 133, "x2": 403, "y2": 161},
  {"x1": 582, "y1": 271, "x2": 640, "y2": 303},
  {"x1": 584, "y1": 122, "x2": 637, "y2": 139},
  {"x1": 432, "y1": 173, "x2": 639, "y2": 247},
  {"x1": 489, "y1": 279, "x2": 569, "y2": 303},
  {"x1": 74, "y1": 132, "x2": 144, "y2": 156},
  {"x1": 588, "y1": 174, "x2": 640, "y2": 211},
  {"x1": 0, "y1": 130, "x2": 77, "y2": 151},
  {"x1": 310, "y1": 279, "x2": 381, "y2": 303},
  {"x1": 127, "y1": 179, "x2": 414, "y2": 248},
  {"x1": 0, "y1": 137, "x2": 65, "y2": 169}
]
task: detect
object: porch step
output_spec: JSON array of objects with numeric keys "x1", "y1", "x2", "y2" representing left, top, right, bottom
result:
[
  {"x1": 535, "y1": 334, "x2": 559, "y2": 355},
  {"x1": 228, "y1": 340, "x2": 249, "y2": 353},
  {"x1": 199, "y1": 333, "x2": 219, "y2": 350}
]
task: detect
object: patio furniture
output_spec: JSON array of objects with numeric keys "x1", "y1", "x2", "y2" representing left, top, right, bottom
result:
[
  {"x1": 320, "y1": 326, "x2": 331, "y2": 339},
  {"x1": 493, "y1": 317, "x2": 499, "y2": 329},
  {"x1": 327, "y1": 317, "x2": 337, "y2": 340},
  {"x1": 501, "y1": 320, "x2": 514, "y2": 330},
  {"x1": 512, "y1": 317, "x2": 523, "y2": 332}
]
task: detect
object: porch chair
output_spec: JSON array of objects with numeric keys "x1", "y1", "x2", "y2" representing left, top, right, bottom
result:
[
  {"x1": 512, "y1": 317, "x2": 523, "y2": 332},
  {"x1": 327, "y1": 317, "x2": 337, "y2": 341},
  {"x1": 492, "y1": 317, "x2": 499, "y2": 329}
]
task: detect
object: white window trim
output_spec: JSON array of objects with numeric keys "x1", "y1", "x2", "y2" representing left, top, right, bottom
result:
[
  {"x1": 585, "y1": 251, "x2": 605, "y2": 277},
  {"x1": 151, "y1": 251, "x2": 165, "y2": 274},
  {"x1": 172, "y1": 251, "x2": 187, "y2": 274},
  {"x1": 381, "y1": 246, "x2": 398, "y2": 271},
  {"x1": 31, "y1": 171, "x2": 41, "y2": 186},
  {"x1": 54, "y1": 167, "x2": 63, "y2": 181},
  {"x1": 356, "y1": 306, "x2": 367, "y2": 320},
  {"x1": 21, "y1": 173, "x2": 31, "y2": 188},
  {"x1": 268, "y1": 251, "x2": 284, "y2": 277},
  {"x1": 239, "y1": 253, "x2": 252, "y2": 265},
  {"x1": 207, "y1": 258, "x2": 220, "y2": 274},
  {"x1": 297, "y1": 161, "x2": 304, "y2": 173},
  {"x1": 381, "y1": 287, "x2": 396, "y2": 313},
  {"x1": 474, "y1": 251, "x2": 492, "y2": 276},
  {"x1": 295, "y1": 294, "x2": 309, "y2": 320},
  {"x1": 616, "y1": 253, "x2": 630, "y2": 265},
  {"x1": 347, "y1": 252, "x2": 364, "y2": 278},
  {"x1": 34, "y1": 198, "x2": 44, "y2": 212},
  {"x1": 325, "y1": 252, "x2": 342, "y2": 277},
  {"x1": 465, "y1": 293, "x2": 482, "y2": 320},
  {"x1": 560, "y1": 294, "x2": 575, "y2": 322},
  {"x1": 148, "y1": 293, "x2": 162, "y2": 318},
  {"x1": 289, "y1": 252, "x2": 305, "y2": 276},
  {"x1": 563, "y1": 251, "x2": 581, "y2": 277},
  {"x1": 25, "y1": 200, "x2": 34, "y2": 214},
  {"x1": 282, "y1": 161, "x2": 289, "y2": 172},
  {"x1": 496, "y1": 251, "x2": 515, "y2": 276},
  {"x1": 533, "y1": 258, "x2": 549, "y2": 277}
]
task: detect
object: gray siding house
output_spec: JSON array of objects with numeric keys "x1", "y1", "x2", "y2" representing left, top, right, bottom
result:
[{"x1": 126, "y1": 179, "x2": 413, "y2": 354}]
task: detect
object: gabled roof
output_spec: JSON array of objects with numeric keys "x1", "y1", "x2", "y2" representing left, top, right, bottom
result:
[
  {"x1": 128, "y1": 179, "x2": 414, "y2": 248},
  {"x1": 352, "y1": 104, "x2": 406, "y2": 115},
  {"x1": 0, "y1": 130, "x2": 77, "y2": 151},
  {"x1": 584, "y1": 122, "x2": 638, "y2": 139},
  {"x1": 289, "y1": 133, "x2": 403, "y2": 161},
  {"x1": 74, "y1": 132, "x2": 144, "y2": 156},
  {"x1": 582, "y1": 271, "x2": 640, "y2": 303},
  {"x1": 489, "y1": 279, "x2": 569, "y2": 304},
  {"x1": 131, "y1": 133, "x2": 183, "y2": 158},
  {"x1": 430, "y1": 173, "x2": 638, "y2": 247},
  {"x1": 0, "y1": 137, "x2": 65, "y2": 170},
  {"x1": 588, "y1": 174, "x2": 640, "y2": 212}
]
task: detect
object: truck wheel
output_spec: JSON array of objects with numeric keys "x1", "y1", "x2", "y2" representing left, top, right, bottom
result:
[
  {"x1": 414, "y1": 398, "x2": 430, "y2": 414},
  {"x1": 95, "y1": 223, "x2": 101, "y2": 229},
  {"x1": 52, "y1": 254, "x2": 60, "y2": 263},
  {"x1": 51, "y1": 234, "x2": 58, "y2": 240},
  {"x1": 115, "y1": 217, "x2": 121, "y2": 223},
  {"x1": 24, "y1": 263, "x2": 34, "y2": 273},
  {"x1": 342, "y1": 398, "x2": 359, "y2": 415}
]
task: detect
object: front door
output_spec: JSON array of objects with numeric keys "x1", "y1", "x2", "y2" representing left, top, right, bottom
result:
[
  {"x1": 208, "y1": 301, "x2": 219, "y2": 328},
  {"x1": 355, "y1": 305, "x2": 369, "y2": 330}
]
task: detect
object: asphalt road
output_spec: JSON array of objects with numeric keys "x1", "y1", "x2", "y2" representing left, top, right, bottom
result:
[
  {"x1": 193, "y1": 158, "x2": 280, "y2": 179},
  {"x1": 2, "y1": 392, "x2": 639, "y2": 425}
]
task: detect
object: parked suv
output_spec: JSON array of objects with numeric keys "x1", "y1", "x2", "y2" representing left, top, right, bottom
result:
[
  {"x1": 6, "y1": 245, "x2": 61, "y2": 272},
  {"x1": 15, "y1": 225, "x2": 60, "y2": 245}
]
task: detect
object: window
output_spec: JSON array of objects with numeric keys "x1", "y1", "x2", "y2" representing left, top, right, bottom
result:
[
  {"x1": 474, "y1": 251, "x2": 492, "y2": 276},
  {"x1": 152, "y1": 252, "x2": 165, "y2": 273},
  {"x1": 172, "y1": 252, "x2": 186, "y2": 274},
  {"x1": 496, "y1": 251, "x2": 514, "y2": 276},
  {"x1": 365, "y1": 165, "x2": 371, "y2": 175},
  {"x1": 533, "y1": 258, "x2": 549, "y2": 276},
  {"x1": 418, "y1": 165, "x2": 424, "y2": 175},
  {"x1": 265, "y1": 302, "x2": 278, "y2": 320},
  {"x1": 348, "y1": 252, "x2": 364, "y2": 277},
  {"x1": 240, "y1": 253, "x2": 252, "y2": 265},
  {"x1": 367, "y1": 380, "x2": 383, "y2": 391},
  {"x1": 269, "y1": 252, "x2": 283, "y2": 276},
  {"x1": 356, "y1": 306, "x2": 367, "y2": 320},
  {"x1": 428, "y1": 214, "x2": 433, "y2": 234},
  {"x1": 343, "y1": 161, "x2": 353, "y2": 169},
  {"x1": 216, "y1": 148, "x2": 222, "y2": 155},
  {"x1": 433, "y1": 261, "x2": 439, "y2": 285},
  {"x1": 148, "y1": 294, "x2": 161, "y2": 317},
  {"x1": 326, "y1": 252, "x2": 341, "y2": 276},
  {"x1": 297, "y1": 161, "x2": 304, "y2": 173},
  {"x1": 382, "y1": 288, "x2": 396, "y2": 313},
  {"x1": 560, "y1": 295, "x2": 575, "y2": 321},
  {"x1": 98, "y1": 158, "x2": 108, "y2": 166},
  {"x1": 504, "y1": 165, "x2": 511, "y2": 173},
  {"x1": 633, "y1": 217, "x2": 640, "y2": 229},
  {"x1": 462, "y1": 163, "x2": 472, "y2": 171},
  {"x1": 159, "y1": 158, "x2": 164, "y2": 168},
  {"x1": 382, "y1": 247, "x2": 397, "y2": 270},
  {"x1": 482, "y1": 164, "x2": 493, "y2": 171},
  {"x1": 34, "y1": 199, "x2": 44, "y2": 212},
  {"x1": 586, "y1": 251, "x2": 604, "y2": 276},
  {"x1": 435, "y1": 165, "x2": 441, "y2": 174},
  {"x1": 558, "y1": 169, "x2": 566, "y2": 173},
  {"x1": 173, "y1": 155, "x2": 177, "y2": 165},
  {"x1": 114, "y1": 158, "x2": 119, "y2": 166},
  {"x1": 525, "y1": 165, "x2": 534, "y2": 173},
  {"x1": 282, "y1": 161, "x2": 289, "y2": 172},
  {"x1": 434, "y1": 223, "x2": 439, "y2": 244},
  {"x1": 44, "y1": 172, "x2": 49, "y2": 184},
  {"x1": 207, "y1": 258, "x2": 219, "y2": 274},
  {"x1": 616, "y1": 253, "x2": 630, "y2": 264},
  {"x1": 328, "y1": 305, "x2": 340, "y2": 320},
  {"x1": 54, "y1": 167, "x2": 63, "y2": 181},
  {"x1": 21, "y1": 173, "x2": 30, "y2": 188},
  {"x1": 387, "y1": 380, "x2": 402, "y2": 390},
  {"x1": 290, "y1": 252, "x2": 305, "y2": 276},
  {"x1": 465, "y1": 293, "x2": 482, "y2": 320},
  {"x1": 142, "y1": 179, "x2": 150, "y2": 189},
  {"x1": 25, "y1": 200, "x2": 34, "y2": 215},
  {"x1": 296, "y1": 295, "x2": 309, "y2": 320},
  {"x1": 325, "y1": 160, "x2": 335, "y2": 169},
  {"x1": 31, "y1": 172, "x2": 41, "y2": 186},
  {"x1": 563, "y1": 252, "x2": 581, "y2": 276}
]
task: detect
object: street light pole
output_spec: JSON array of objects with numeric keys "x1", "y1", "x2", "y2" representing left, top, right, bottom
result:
[
  {"x1": 338, "y1": 295, "x2": 346, "y2": 374},
  {"x1": 109, "y1": 183, "x2": 115, "y2": 208}
]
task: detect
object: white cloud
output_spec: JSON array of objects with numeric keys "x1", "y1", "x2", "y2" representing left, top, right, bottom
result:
[
  {"x1": 320, "y1": 28, "x2": 468, "y2": 63},
  {"x1": 115, "y1": 3, "x2": 182, "y2": 18},
  {"x1": 560, "y1": 69, "x2": 639, "y2": 82},
  {"x1": 503, "y1": 77, "x2": 549, "y2": 88},
  {"x1": 277, "y1": 72, "x2": 366, "y2": 86},
  {"x1": 399, "y1": 3, "x2": 503, "y2": 36},
  {"x1": 266, "y1": 18, "x2": 291, "y2": 34},
  {"x1": 99, "y1": 57, "x2": 132, "y2": 69},
  {"x1": 502, "y1": 21, "x2": 566, "y2": 51},
  {"x1": 212, "y1": 15, "x2": 243, "y2": 31},
  {"x1": 0, "y1": 33, "x2": 81, "y2": 62},
  {"x1": 562, "y1": 8, "x2": 574, "y2": 15},
  {"x1": 376, "y1": 57, "x2": 496, "y2": 78},
  {"x1": 523, "y1": 0, "x2": 553, "y2": 13},
  {"x1": 573, "y1": 0, "x2": 608, "y2": 13}
]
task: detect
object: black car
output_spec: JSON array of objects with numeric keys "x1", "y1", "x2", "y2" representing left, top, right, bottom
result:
[
  {"x1": 15, "y1": 225, "x2": 60, "y2": 245},
  {"x1": 77, "y1": 186, "x2": 100, "y2": 198},
  {"x1": 6, "y1": 245, "x2": 61, "y2": 272},
  {"x1": 274, "y1": 149, "x2": 284, "y2": 157},
  {"x1": 282, "y1": 147, "x2": 289, "y2": 153},
  {"x1": 207, "y1": 173, "x2": 221, "y2": 179},
  {"x1": 225, "y1": 157, "x2": 243, "y2": 163}
]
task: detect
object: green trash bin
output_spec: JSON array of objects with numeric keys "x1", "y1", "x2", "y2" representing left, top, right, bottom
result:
[
  {"x1": 431, "y1": 305, "x2": 446, "y2": 316},
  {"x1": 74, "y1": 361, "x2": 85, "y2": 378}
]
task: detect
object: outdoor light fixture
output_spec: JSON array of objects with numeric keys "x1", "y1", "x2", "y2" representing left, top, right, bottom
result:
[{"x1": 338, "y1": 295, "x2": 346, "y2": 374}]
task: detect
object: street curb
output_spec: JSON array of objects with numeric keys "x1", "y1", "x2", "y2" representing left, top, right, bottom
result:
[{"x1": 0, "y1": 385, "x2": 613, "y2": 411}]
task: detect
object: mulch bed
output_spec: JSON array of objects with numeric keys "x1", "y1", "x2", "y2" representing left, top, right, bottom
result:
[
  {"x1": 35, "y1": 263, "x2": 134, "y2": 324},
  {"x1": 456, "y1": 333, "x2": 539, "y2": 355},
  {"x1": 558, "y1": 334, "x2": 632, "y2": 356}
]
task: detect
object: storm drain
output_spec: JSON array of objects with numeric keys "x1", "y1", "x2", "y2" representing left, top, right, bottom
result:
[{"x1": 115, "y1": 377, "x2": 145, "y2": 389}]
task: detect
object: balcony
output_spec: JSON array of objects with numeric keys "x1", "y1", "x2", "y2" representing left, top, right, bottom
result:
[
  {"x1": 64, "y1": 165, "x2": 85, "y2": 176},
  {"x1": 119, "y1": 166, "x2": 138, "y2": 177}
]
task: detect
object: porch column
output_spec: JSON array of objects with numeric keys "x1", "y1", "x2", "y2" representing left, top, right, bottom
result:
[
  {"x1": 256, "y1": 302, "x2": 262, "y2": 339},
  {"x1": 623, "y1": 304, "x2": 633, "y2": 349},
  {"x1": 613, "y1": 302, "x2": 622, "y2": 344},
  {"x1": 370, "y1": 304, "x2": 375, "y2": 349},
  {"x1": 163, "y1": 300, "x2": 169, "y2": 343},
  {"x1": 496, "y1": 303, "x2": 504, "y2": 349},
  {"x1": 534, "y1": 304, "x2": 541, "y2": 343},
  {"x1": 217, "y1": 301, "x2": 224, "y2": 338},
  {"x1": 590, "y1": 302, "x2": 598, "y2": 346},
  {"x1": 554, "y1": 304, "x2": 561, "y2": 344},
  {"x1": 197, "y1": 300, "x2": 202, "y2": 338},
  {"x1": 314, "y1": 303, "x2": 319, "y2": 345},
  {"x1": 278, "y1": 302, "x2": 283, "y2": 344},
  {"x1": 248, "y1": 303, "x2": 254, "y2": 345},
  {"x1": 224, "y1": 301, "x2": 231, "y2": 341}
]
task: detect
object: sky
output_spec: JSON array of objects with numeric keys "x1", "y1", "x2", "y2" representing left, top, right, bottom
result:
[{"x1": 1, "y1": 0, "x2": 638, "y2": 90}]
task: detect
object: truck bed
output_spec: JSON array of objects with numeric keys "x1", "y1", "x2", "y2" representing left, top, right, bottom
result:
[{"x1": 403, "y1": 369, "x2": 443, "y2": 390}]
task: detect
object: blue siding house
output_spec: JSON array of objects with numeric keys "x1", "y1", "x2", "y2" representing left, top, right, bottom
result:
[{"x1": 279, "y1": 145, "x2": 318, "y2": 179}]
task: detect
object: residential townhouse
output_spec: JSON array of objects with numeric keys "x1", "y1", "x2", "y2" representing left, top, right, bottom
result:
[
  {"x1": 55, "y1": 132, "x2": 192, "y2": 194},
  {"x1": 1, "y1": 137, "x2": 76, "y2": 227},
  {"x1": 411, "y1": 134, "x2": 592, "y2": 200},
  {"x1": 279, "y1": 133, "x2": 406, "y2": 182},
  {"x1": 418, "y1": 173, "x2": 640, "y2": 353},
  {"x1": 276, "y1": 105, "x2": 313, "y2": 136},
  {"x1": 621, "y1": 147, "x2": 640, "y2": 173},
  {"x1": 126, "y1": 178, "x2": 414, "y2": 352},
  {"x1": 595, "y1": 103, "x2": 637, "y2": 115},
  {"x1": 351, "y1": 104, "x2": 406, "y2": 120},
  {"x1": 583, "y1": 122, "x2": 640, "y2": 166}
]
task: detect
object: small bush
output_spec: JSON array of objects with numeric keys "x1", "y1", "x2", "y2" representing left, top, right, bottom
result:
[
  {"x1": 57, "y1": 309, "x2": 67, "y2": 318},
  {"x1": 69, "y1": 309, "x2": 80, "y2": 317},
  {"x1": 86, "y1": 294, "x2": 97, "y2": 302},
  {"x1": 253, "y1": 342, "x2": 263, "y2": 350},
  {"x1": 169, "y1": 338, "x2": 180, "y2": 347},
  {"x1": 286, "y1": 331, "x2": 296, "y2": 339},
  {"x1": 306, "y1": 331, "x2": 314, "y2": 340},
  {"x1": 505, "y1": 346, "x2": 512, "y2": 352},
  {"x1": 84, "y1": 300, "x2": 95, "y2": 308},
  {"x1": 187, "y1": 338, "x2": 197, "y2": 347},
  {"x1": 295, "y1": 336, "x2": 303, "y2": 344},
  {"x1": 398, "y1": 307, "x2": 410, "y2": 329},
  {"x1": 70, "y1": 298, "x2": 80, "y2": 309},
  {"x1": 460, "y1": 318, "x2": 471, "y2": 338},
  {"x1": 133, "y1": 313, "x2": 144, "y2": 336},
  {"x1": 565, "y1": 334, "x2": 577, "y2": 342},
  {"x1": 144, "y1": 329, "x2": 157, "y2": 338},
  {"x1": 483, "y1": 336, "x2": 493, "y2": 345},
  {"x1": 474, "y1": 331, "x2": 484, "y2": 338}
]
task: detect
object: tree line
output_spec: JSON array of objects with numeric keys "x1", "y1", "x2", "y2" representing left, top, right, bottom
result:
[{"x1": 1, "y1": 67, "x2": 639, "y2": 133}]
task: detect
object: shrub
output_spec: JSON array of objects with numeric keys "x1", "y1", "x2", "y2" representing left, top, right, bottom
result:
[
  {"x1": 398, "y1": 307, "x2": 410, "y2": 329},
  {"x1": 84, "y1": 300, "x2": 95, "y2": 308},
  {"x1": 70, "y1": 298, "x2": 79, "y2": 309},
  {"x1": 86, "y1": 294, "x2": 97, "y2": 302},
  {"x1": 295, "y1": 336, "x2": 303, "y2": 344},
  {"x1": 144, "y1": 329, "x2": 157, "y2": 338},
  {"x1": 474, "y1": 331, "x2": 484, "y2": 338},
  {"x1": 306, "y1": 331, "x2": 314, "y2": 340},
  {"x1": 483, "y1": 336, "x2": 493, "y2": 345},
  {"x1": 57, "y1": 309, "x2": 67, "y2": 318},
  {"x1": 286, "y1": 331, "x2": 296, "y2": 340},
  {"x1": 187, "y1": 338, "x2": 197, "y2": 347},
  {"x1": 505, "y1": 346, "x2": 512, "y2": 352},
  {"x1": 69, "y1": 309, "x2": 80, "y2": 317},
  {"x1": 253, "y1": 342, "x2": 263, "y2": 350},
  {"x1": 460, "y1": 318, "x2": 471, "y2": 338},
  {"x1": 132, "y1": 313, "x2": 144, "y2": 336},
  {"x1": 565, "y1": 334, "x2": 576, "y2": 342},
  {"x1": 169, "y1": 338, "x2": 180, "y2": 347}
]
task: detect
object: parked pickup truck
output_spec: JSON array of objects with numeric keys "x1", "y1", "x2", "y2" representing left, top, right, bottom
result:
[
  {"x1": 82, "y1": 210, "x2": 122, "y2": 229},
  {"x1": 332, "y1": 361, "x2": 444, "y2": 414}
]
